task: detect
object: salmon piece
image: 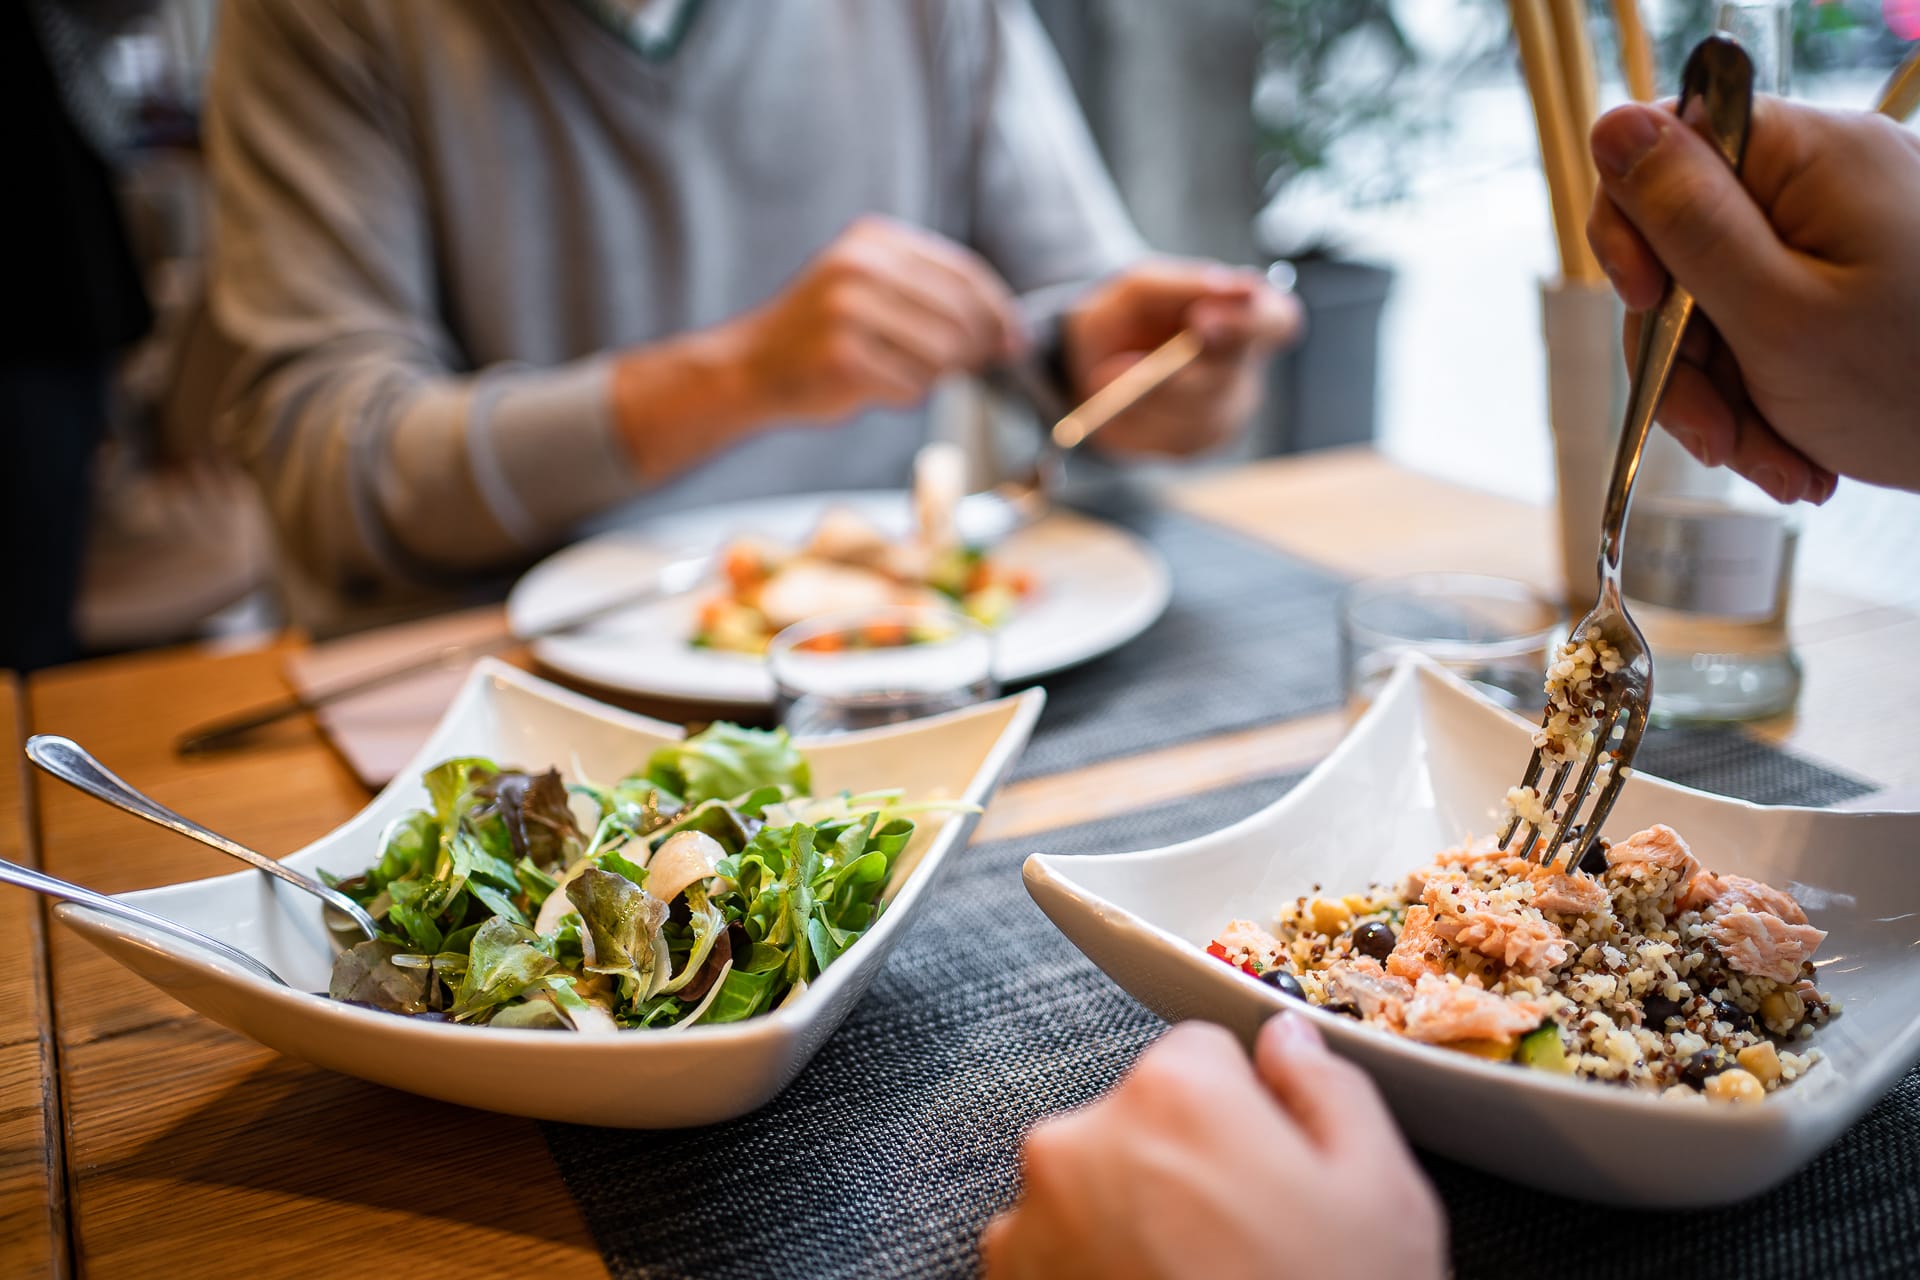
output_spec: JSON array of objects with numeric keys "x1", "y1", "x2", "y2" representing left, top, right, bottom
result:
[
  {"x1": 1423, "y1": 880, "x2": 1569, "y2": 975},
  {"x1": 1386, "y1": 905, "x2": 1449, "y2": 982},
  {"x1": 1214, "y1": 919, "x2": 1286, "y2": 970},
  {"x1": 1706, "y1": 909, "x2": 1827, "y2": 984},
  {"x1": 1429, "y1": 837, "x2": 1501, "y2": 867},
  {"x1": 1605, "y1": 824, "x2": 1701, "y2": 887},
  {"x1": 1401, "y1": 974, "x2": 1551, "y2": 1045},
  {"x1": 1320, "y1": 957, "x2": 1414, "y2": 1027},
  {"x1": 1679, "y1": 871, "x2": 1809, "y2": 925},
  {"x1": 1528, "y1": 867, "x2": 1610, "y2": 916}
]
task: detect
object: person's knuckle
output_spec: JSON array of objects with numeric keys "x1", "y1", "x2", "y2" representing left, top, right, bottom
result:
[
  {"x1": 820, "y1": 331, "x2": 866, "y2": 378},
  {"x1": 1133, "y1": 1022, "x2": 1235, "y2": 1088},
  {"x1": 1018, "y1": 1115, "x2": 1083, "y2": 1190}
]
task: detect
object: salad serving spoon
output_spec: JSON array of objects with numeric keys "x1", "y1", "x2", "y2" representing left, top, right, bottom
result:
[
  {"x1": 0, "y1": 855, "x2": 289, "y2": 987},
  {"x1": 26, "y1": 734, "x2": 381, "y2": 942}
]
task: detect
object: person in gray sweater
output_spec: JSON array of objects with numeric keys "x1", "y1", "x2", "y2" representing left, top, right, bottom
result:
[{"x1": 201, "y1": 0, "x2": 1298, "y2": 626}]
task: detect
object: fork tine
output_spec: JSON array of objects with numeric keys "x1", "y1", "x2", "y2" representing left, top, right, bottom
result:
[
  {"x1": 1497, "y1": 710, "x2": 1557, "y2": 851},
  {"x1": 1524, "y1": 758, "x2": 1578, "y2": 862},
  {"x1": 1571, "y1": 696, "x2": 1651, "y2": 858},
  {"x1": 1538, "y1": 692, "x2": 1627, "y2": 869}
]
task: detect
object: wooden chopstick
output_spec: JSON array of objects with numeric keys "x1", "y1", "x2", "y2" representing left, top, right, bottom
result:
[
  {"x1": 1547, "y1": 0, "x2": 1602, "y2": 234},
  {"x1": 1510, "y1": 0, "x2": 1600, "y2": 282},
  {"x1": 1876, "y1": 44, "x2": 1920, "y2": 121},
  {"x1": 1610, "y1": 0, "x2": 1659, "y2": 102}
]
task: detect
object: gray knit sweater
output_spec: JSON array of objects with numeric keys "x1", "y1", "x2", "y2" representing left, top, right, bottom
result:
[{"x1": 202, "y1": 0, "x2": 1144, "y2": 623}]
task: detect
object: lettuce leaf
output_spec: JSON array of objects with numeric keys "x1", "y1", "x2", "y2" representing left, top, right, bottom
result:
[
  {"x1": 645, "y1": 723, "x2": 810, "y2": 807},
  {"x1": 329, "y1": 939, "x2": 439, "y2": 1013},
  {"x1": 450, "y1": 917, "x2": 558, "y2": 1021},
  {"x1": 565, "y1": 867, "x2": 669, "y2": 991}
]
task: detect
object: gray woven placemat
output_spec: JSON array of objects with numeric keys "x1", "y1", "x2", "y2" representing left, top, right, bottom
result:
[
  {"x1": 1010, "y1": 495, "x2": 1346, "y2": 779},
  {"x1": 543, "y1": 738, "x2": 1906, "y2": 1280},
  {"x1": 542, "y1": 775, "x2": 1289, "y2": 1280}
]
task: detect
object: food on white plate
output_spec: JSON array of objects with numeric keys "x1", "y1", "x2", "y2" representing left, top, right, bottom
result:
[
  {"x1": 693, "y1": 443, "x2": 1033, "y2": 653},
  {"x1": 322, "y1": 723, "x2": 963, "y2": 1030},
  {"x1": 1210, "y1": 823, "x2": 1835, "y2": 1101}
]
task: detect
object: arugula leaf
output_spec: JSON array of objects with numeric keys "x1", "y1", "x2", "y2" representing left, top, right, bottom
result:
[
  {"x1": 651, "y1": 798, "x2": 762, "y2": 856},
  {"x1": 645, "y1": 723, "x2": 810, "y2": 806},
  {"x1": 450, "y1": 917, "x2": 558, "y2": 1021},
  {"x1": 423, "y1": 757, "x2": 495, "y2": 830},
  {"x1": 700, "y1": 966, "x2": 781, "y2": 1023},
  {"x1": 514, "y1": 856, "x2": 558, "y2": 909},
  {"x1": 565, "y1": 867, "x2": 669, "y2": 991},
  {"x1": 367, "y1": 811, "x2": 439, "y2": 895},
  {"x1": 599, "y1": 848, "x2": 650, "y2": 888}
]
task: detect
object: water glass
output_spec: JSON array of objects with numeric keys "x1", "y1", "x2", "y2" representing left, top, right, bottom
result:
[
  {"x1": 767, "y1": 606, "x2": 999, "y2": 737},
  {"x1": 1339, "y1": 573, "x2": 1563, "y2": 712}
]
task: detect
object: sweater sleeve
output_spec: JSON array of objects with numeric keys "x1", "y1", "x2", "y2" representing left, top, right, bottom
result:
[
  {"x1": 960, "y1": 0, "x2": 1149, "y2": 299},
  {"x1": 202, "y1": 0, "x2": 644, "y2": 596}
]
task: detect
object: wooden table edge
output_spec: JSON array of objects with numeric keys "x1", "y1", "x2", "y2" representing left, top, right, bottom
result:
[{"x1": 3, "y1": 672, "x2": 72, "y2": 1279}]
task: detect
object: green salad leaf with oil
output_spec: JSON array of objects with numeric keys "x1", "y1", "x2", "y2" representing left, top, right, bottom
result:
[{"x1": 322, "y1": 724, "x2": 938, "y2": 1030}]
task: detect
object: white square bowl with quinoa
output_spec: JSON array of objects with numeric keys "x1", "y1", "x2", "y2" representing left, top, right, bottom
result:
[{"x1": 1024, "y1": 656, "x2": 1920, "y2": 1207}]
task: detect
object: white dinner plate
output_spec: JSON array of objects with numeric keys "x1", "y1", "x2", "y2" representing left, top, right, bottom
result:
[
  {"x1": 52, "y1": 660, "x2": 1044, "y2": 1127},
  {"x1": 507, "y1": 491, "x2": 1171, "y2": 705},
  {"x1": 1024, "y1": 656, "x2": 1920, "y2": 1207}
]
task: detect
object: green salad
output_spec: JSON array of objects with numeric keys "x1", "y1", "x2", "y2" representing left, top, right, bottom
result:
[{"x1": 322, "y1": 724, "x2": 938, "y2": 1031}]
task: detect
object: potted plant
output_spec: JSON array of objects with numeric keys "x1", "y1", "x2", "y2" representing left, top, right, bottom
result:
[{"x1": 1252, "y1": 0, "x2": 1424, "y2": 455}]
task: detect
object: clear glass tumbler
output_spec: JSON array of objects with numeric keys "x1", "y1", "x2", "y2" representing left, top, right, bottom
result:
[
  {"x1": 767, "y1": 606, "x2": 999, "y2": 737},
  {"x1": 1339, "y1": 573, "x2": 1564, "y2": 712}
]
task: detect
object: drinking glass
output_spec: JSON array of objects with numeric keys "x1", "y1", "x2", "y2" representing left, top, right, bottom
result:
[
  {"x1": 1339, "y1": 573, "x2": 1564, "y2": 712},
  {"x1": 767, "y1": 606, "x2": 998, "y2": 736}
]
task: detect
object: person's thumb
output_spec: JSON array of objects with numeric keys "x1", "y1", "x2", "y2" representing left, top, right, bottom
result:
[
  {"x1": 1589, "y1": 102, "x2": 1794, "y2": 324},
  {"x1": 1253, "y1": 1012, "x2": 1403, "y2": 1158}
]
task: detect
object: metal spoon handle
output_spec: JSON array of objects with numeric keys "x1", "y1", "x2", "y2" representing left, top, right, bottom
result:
[
  {"x1": 1596, "y1": 34, "x2": 1755, "y2": 595},
  {"x1": 26, "y1": 735, "x2": 380, "y2": 940},
  {"x1": 0, "y1": 856, "x2": 288, "y2": 987}
]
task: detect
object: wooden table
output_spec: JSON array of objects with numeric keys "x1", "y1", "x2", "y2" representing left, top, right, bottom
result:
[{"x1": 6, "y1": 450, "x2": 1915, "y2": 1277}]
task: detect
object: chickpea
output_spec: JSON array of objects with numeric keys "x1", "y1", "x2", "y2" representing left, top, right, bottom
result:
[
  {"x1": 1309, "y1": 898, "x2": 1353, "y2": 935},
  {"x1": 1704, "y1": 1067, "x2": 1766, "y2": 1104},
  {"x1": 1735, "y1": 1041, "x2": 1782, "y2": 1088},
  {"x1": 1758, "y1": 988, "x2": 1805, "y2": 1034}
]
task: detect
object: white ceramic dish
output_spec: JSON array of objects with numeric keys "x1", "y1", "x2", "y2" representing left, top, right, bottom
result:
[
  {"x1": 56, "y1": 660, "x2": 1043, "y2": 1127},
  {"x1": 1024, "y1": 656, "x2": 1920, "y2": 1207},
  {"x1": 507, "y1": 490, "x2": 1171, "y2": 705}
]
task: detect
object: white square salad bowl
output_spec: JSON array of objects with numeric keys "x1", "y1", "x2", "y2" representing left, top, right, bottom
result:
[
  {"x1": 1023, "y1": 656, "x2": 1920, "y2": 1207},
  {"x1": 54, "y1": 660, "x2": 1043, "y2": 1127}
]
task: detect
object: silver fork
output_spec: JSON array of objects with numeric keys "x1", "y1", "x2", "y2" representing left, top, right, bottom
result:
[{"x1": 1499, "y1": 34, "x2": 1756, "y2": 871}]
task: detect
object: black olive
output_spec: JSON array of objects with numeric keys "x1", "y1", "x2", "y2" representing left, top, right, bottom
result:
[
  {"x1": 1258, "y1": 968, "x2": 1305, "y2": 1000},
  {"x1": 1680, "y1": 1047, "x2": 1729, "y2": 1089},
  {"x1": 1350, "y1": 920, "x2": 1396, "y2": 962},
  {"x1": 1324, "y1": 1001, "x2": 1364, "y2": 1019},
  {"x1": 1576, "y1": 837, "x2": 1608, "y2": 876},
  {"x1": 1642, "y1": 994, "x2": 1685, "y2": 1028},
  {"x1": 1713, "y1": 1000, "x2": 1755, "y2": 1033}
]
